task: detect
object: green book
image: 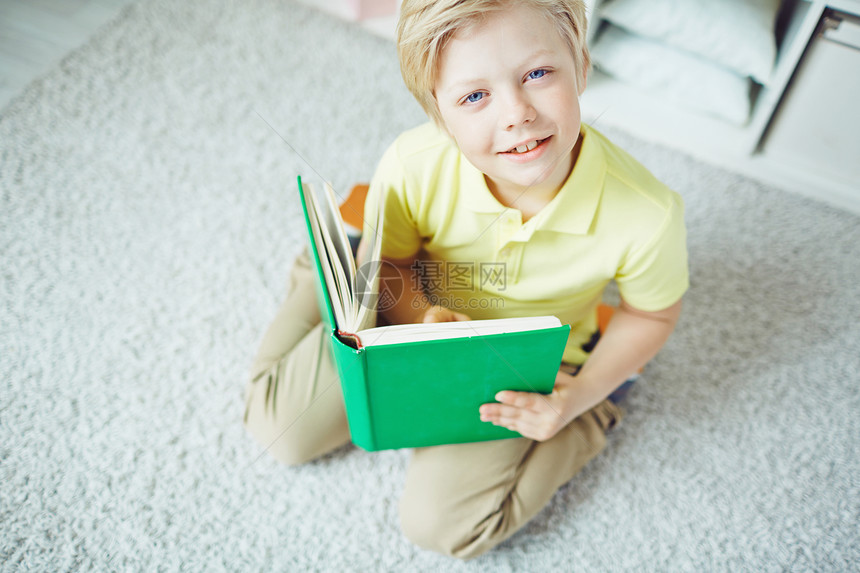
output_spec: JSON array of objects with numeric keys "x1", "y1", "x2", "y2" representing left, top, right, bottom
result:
[{"x1": 297, "y1": 176, "x2": 570, "y2": 451}]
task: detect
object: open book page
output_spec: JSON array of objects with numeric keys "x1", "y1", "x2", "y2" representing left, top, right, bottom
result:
[
  {"x1": 353, "y1": 195, "x2": 383, "y2": 333},
  {"x1": 315, "y1": 204, "x2": 356, "y2": 327},
  {"x1": 355, "y1": 316, "x2": 562, "y2": 347},
  {"x1": 320, "y1": 183, "x2": 357, "y2": 295},
  {"x1": 302, "y1": 179, "x2": 384, "y2": 336},
  {"x1": 318, "y1": 181, "x2": 383, "y2": 334},
  {"x1": 302, "y1": 185, "x2": 349, "y2": 330}
]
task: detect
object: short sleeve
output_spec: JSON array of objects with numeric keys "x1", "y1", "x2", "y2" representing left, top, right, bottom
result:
[
  {"x1": 362, "y1": 140, "x2": 423, "y2": 261},
  {"x1": 615, "y1": 190, "x2": 689, "y2": 312}
]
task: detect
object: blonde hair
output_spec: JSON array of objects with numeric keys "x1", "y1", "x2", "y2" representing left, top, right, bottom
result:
[{"x1": 397, "y1": 0, "x2": 591, "y2": 126}]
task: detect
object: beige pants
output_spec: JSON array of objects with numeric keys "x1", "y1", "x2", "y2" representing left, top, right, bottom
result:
[{"x1": 243, "y1": 250, "x2": 623, "y2": 559}]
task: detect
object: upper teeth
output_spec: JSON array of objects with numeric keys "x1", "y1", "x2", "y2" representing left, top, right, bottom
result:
[{"x1": 513, "y1": 140, "x2": 539, "y2": 153}]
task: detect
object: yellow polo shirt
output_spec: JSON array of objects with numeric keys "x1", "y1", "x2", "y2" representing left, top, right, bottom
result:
[{"x1": 363, "y1": 122, "x2": 689, "y2": 364}]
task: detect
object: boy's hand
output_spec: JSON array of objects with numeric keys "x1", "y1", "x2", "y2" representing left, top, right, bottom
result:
[
  {"x1": 479, "y1": 370, "x2": 577, "y2": 442},
  {"x1": 421, "y1": 305, "x2": 471, "y2": 323}
]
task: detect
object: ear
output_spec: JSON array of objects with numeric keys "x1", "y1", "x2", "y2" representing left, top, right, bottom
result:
[
  {"x1": 577, "y1": 67, "x2": 588, "y2": 97},
  {"x1": 577, "y1": 48, "x2": 590, "y2": 96}
]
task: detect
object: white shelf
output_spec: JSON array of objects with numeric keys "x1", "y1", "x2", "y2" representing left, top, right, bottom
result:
[
  {"x1": 747, "y1": 0, "x2": 824, "y2": 150},
  {"x1": 582, "y1": 0, "x2": 860, "y2": 214}
]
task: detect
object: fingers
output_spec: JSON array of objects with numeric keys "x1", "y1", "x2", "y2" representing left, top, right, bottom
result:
[
  {"x1": 422, "y1": 311, "x2": 442, "y2": 323},
  {"x1": 478, "y1": 395, "x2": 539, "y2": 424},
  {"x1": 479, "y1": 390, "x2": 567, "y2": 442},
  {"x1": 480, "y1": 405, "x2": 559, "y2": 442},
  {"x1": 422, "y1": 306, "x2": 472, "y2": 323},
  {"x1": 495, "y1": 390, "x2": 540, "y2": 409}
]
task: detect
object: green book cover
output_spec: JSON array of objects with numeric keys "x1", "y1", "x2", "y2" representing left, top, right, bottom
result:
[{"x1": 297, "y1": 176, "x2": 570, "y2": 451}]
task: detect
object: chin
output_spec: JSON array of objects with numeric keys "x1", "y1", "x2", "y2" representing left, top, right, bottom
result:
[{"x1": 505, "y1": 165, "x2": 560, "y2": 188}]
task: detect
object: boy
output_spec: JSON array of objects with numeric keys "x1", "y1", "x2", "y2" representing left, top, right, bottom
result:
[{"x1": 243, "y1": 0, "x2": 688, "y2": 560}]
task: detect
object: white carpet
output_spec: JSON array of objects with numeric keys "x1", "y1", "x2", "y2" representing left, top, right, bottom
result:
[{"x1": 2, "y1": 0, "x2": 859, "y2": 570}]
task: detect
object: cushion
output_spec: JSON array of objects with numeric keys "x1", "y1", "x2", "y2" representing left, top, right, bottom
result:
[
  {"x1": 591, "y1": 24, "x2": 753, "y2": 125},
  {"x1": 598, "y1": 0, "x2": 782, "y2": 83}
]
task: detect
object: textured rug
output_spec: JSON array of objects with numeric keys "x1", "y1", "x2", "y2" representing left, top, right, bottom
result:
[{"x1": 2, "y1": 0, "x2": 859, "y2": 570}]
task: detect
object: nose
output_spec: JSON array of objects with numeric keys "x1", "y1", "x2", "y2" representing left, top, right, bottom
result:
[{"x1": 502, "y1": 90, "x2": 536, "y2": 131}]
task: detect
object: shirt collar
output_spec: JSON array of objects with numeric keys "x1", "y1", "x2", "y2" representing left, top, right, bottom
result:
[
  {"x1": 461, "y1": 124, "x2": 606, "y2": 235},
  {"x1": 532, "y1": 124, "x2": 605, "y2": 235},
  {"x1": 461, "y1": 158, "x2": 503, "y2": 213}
]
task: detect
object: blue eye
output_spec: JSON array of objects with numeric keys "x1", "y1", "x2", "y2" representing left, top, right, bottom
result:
[
  {"x1": 466, "y1": 92, "x2": 484, "y2": 103},
  {"x1": 528, "y1": 69, "x2": 547, "y2": 80}
]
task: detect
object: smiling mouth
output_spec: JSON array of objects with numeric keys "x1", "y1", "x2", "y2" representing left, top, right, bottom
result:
[{"x1": 504, "y1": 137, "x2": 548, "y2": 154}]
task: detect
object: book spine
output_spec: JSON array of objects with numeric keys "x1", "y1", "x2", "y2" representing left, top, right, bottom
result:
[
  {"x1": 336, "y1": 330, "x2": 363, "y2": 349},
  {"x1": 329, "y1": 332, "x2": 376, "y2": 451}
]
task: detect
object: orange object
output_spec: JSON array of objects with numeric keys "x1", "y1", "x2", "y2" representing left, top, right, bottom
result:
[
  {"x1": 339, "y1": 184, "x2": 369, "y2": 230},
  {"x1": 597, "y1": 303, "x2": 614, "y2": 334}
]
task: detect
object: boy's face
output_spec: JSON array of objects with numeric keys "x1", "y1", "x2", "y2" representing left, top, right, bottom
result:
[{"x1": 434, "y1": 5, "x2": 586, "y2": 202}]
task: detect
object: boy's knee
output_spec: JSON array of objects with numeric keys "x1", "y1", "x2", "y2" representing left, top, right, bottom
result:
[
  {"x1": 399, "y1": 495, "x2": 459, "y2": 558},
  {"x1": 264, "y1": 436, "x2": 320, "y2": 467},
  {"x1": 242, "y1": 390, "x2": 328, "y2": 467},
  {"x1": 243, "y1": 416, "x2": 316, "y2": 467},
  {"x1": 398, "y1": 488, "x2": 495, "y2": 560},
  {"x1": 242, "y1": 380, "x2": 350, "y2": 466}
]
